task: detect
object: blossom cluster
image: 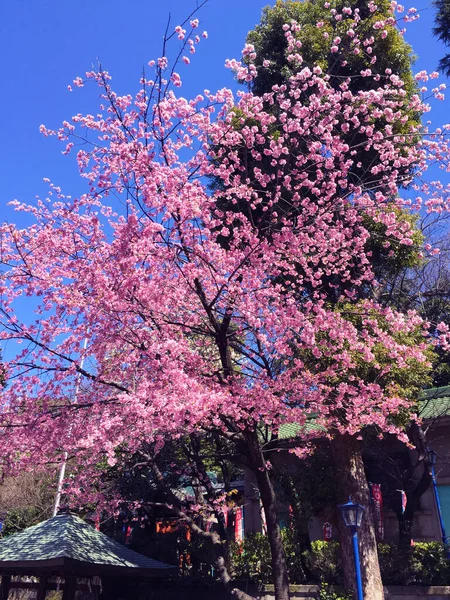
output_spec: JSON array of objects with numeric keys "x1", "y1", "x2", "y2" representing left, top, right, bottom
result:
[{"x1": 0, "y1": 6, "x2": 448, "y2": 504}]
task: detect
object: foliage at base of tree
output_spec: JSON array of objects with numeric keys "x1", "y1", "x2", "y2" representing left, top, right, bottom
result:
[{"x1": 229, "y1": 536, "x2": 450, "y2": 586}]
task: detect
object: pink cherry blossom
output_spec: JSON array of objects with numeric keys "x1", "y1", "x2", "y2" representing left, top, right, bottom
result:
[{"x1": 0, "y1": 8, "x2": 448, "y2": 516}]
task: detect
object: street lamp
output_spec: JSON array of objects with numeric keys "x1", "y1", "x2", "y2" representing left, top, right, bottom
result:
[
  {"x1": 338, "y1": 497, "x2": 365, "y2": 600},
  {"x1": 427, "y1": 448, "x2": 450, "y2": 553}
]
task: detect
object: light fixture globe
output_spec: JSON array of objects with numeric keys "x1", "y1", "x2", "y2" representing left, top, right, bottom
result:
[{"x1": 338, "y1": 497, "x2": 365, "y2": 529}]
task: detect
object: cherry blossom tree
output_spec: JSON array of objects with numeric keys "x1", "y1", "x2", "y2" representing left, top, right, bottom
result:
[
  {"x1": 1, "y1": 5, "x2": 450, "y2": 600},
  {"x1": 217, "y1": 2, "x2": 441, "y2": 596}
]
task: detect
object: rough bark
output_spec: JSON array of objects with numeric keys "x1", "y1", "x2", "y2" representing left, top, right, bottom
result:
[
  {"x1": 246, "y1": 430, "x2": 290, "y2": 600},
  {"x1": 331, "y1": 434, "x2": 384, "y2": 600},
  {"x1": 398, "y1": 464, "x2": 432, "y2": 549},
  {"x1": 398, "y1": 421, "x2": 432, "y2": 549}
]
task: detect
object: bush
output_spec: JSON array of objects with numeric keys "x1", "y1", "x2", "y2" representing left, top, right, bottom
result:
[
  {"x1": 413, "y1": 542, "x2": 450, "y2": 584},
  {"x1": 230, "y1": 535, "x2": 450, "y2": 587},
  {"x1": 378, "y1": 542, "x2": 450, "y2": 585},
  {"x1": 230, "y1": 529, "x2": 308, "y2": 583},
  {"x1": 318, "y1": 583, "x2": 352, "y2": 600},
  {"x1": 230, "y1": 534, "x2": 341, "y2": 585},
  {"x1": 230, "y1": 533, "x2": 272, "y2": 583},
  {"x1": 303, "y1": 541, "x2": 343, "y2": 585},
  {"x1": 282, "y1": 527, "x2": 308, "y2": 583}
]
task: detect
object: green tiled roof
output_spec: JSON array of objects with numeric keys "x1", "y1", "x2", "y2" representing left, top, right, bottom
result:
[
  {"x1": 0, "y1": 514, "x2": 176, "y2": 573},
  {"x1": 275, "y1": 387, "x2": 450, "y2": 440},
  {"x1": 419, "y1": 386, "x2": 450, "y2": 420},
  {"x1": 278, "y1": 417, "x2": 325, "y2": 440}
]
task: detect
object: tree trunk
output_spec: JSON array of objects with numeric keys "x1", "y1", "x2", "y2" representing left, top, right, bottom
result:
[
  {"x1": 246, "y1": 430, "x2": 290, "y2": 600},
  {"x1": 398, "y1": 464, "x2": 431, "y2": 550},
  {"x1": 331, "y1": 434, "x2": 383, "y2": 600},
  {"x1": 397, "y1": 421, "x2": 433, "y2": 549}
]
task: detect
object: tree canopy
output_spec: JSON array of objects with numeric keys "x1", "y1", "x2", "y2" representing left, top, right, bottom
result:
[
  {"x1": 433, "y1": 0, "x2": 450, "y2": 77},
  {"x1": 1, "y1": 4, "x2": 450, "y2": 600}
]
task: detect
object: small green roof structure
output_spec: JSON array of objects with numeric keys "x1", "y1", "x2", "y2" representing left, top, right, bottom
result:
[
  {"x1": 276, "y1": 387, "x2": 450, "y2": 442},
  {"x1": 419, "y1": 385, "x2": 450, "y2": 420},
  {"x1": 0, "y1": 513, "x2": 176, "y2": 599}
]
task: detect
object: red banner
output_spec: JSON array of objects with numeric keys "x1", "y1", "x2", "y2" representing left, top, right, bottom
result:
[
  {"x1": 235, "y1": 507, "x2": 244, "y2": 542},
  {"x1": 370, "y1": 483, "x2": 384, "y2": 540},
  {"x1": 323, "y1": 521, "x2": 333, "y2": 542}
]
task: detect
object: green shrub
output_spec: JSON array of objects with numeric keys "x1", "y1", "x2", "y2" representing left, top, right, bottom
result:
[
  {"x1": 303, "y1": 541, "x2": 343, "y2": 585},
  {"x1": 230, "y1": 536, "x2": 343, "y2": 585},
  {"x1": 413, "y1": 542, "x2": 450, "y2": 584},
  {"x1": 318, "y1": 583, "x2": 352, "y2": 600},
  {"x1": 379, "y1": 541, "x2": 450, "y2": 585},
  {"x1": 230, "y1": 529, "x2": 311, "y2": 584},
  {"x1": 231, "y1": 535, "x2": 450, "y2": 586},
  {"x1": 282, "y1": 527, "x2": 308, "y2": 583},
  {"x1": 230, "y1": 533, "x2": 272, "y2": 583}
]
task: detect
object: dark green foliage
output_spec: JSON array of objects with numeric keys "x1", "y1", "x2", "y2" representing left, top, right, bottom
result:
[
  {"x1": 318, "y1": 583, "x2": 353, "y2": 600},
  {"x1": 245, "y1": 0, "x2": 420, "y2": 197},
  {"x1": 275, "y1": 446, "x2": 337, "y2": 522},
  {"x1": 1, "y1": 507, "x2": 44, "y2": 536},
  {"x1": 282, "y1": 525, "x2": 309, "y2": 583},
  {"x1": 229, "y1": 530, "x2": 309, "y2": 584},
  {"x1": 230, "y1": 538, "x2": 450, "y2": 586},
  {"x1": 230, "y1": 533, "x2": 273, "y2": 583},
  {"x1": 433, "y1": 0, "x2": 450, "y2": 76},
  {"x1": 378, "y1": 542, "x2": 450, "y2": 585},
  {"x1": 248, "y1": 0, "x2": 417, "y2": 98},
  {"x1": 213, "y1": 0, "x2": 425, "y2": 306},
  {"x1": 302, "y1": 541, "x2": 343, "y2": 585},
  {"x1": 230, "y1": 534, "x2": 339, "y2": 585}
]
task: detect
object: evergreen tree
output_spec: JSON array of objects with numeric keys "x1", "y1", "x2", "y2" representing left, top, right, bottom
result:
[{"x1": 433, "y1": 0, "x2": 450, "y2": 76}]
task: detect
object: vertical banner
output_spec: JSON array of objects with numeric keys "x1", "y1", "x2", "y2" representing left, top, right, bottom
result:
[
  {"x1": 125, "y1": 524, "x2": 133, "y2": 545},
  {"x1": 235, "y1": 507, "x2": 244, "y2": 542},
  {"x1": 323, "y1": 522, "x2": 333, "y2": 542},
  {"x1": 223, "y1": 508, "x2": 229, "y2": 529},
  {"x1": 370, "y1": 483, "x2": 384, "y2": 540}
]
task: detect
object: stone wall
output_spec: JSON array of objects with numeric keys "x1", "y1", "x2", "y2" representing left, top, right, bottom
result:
[
  {"x1": 261, "y1": 586, "x2": 450, "y2": 600},
  {"x1": 385, "y1": 587, "x2": 450, "y2": 600},
  {"x1": 103, "y1": 581, "x2": 450, "y2": 600}
]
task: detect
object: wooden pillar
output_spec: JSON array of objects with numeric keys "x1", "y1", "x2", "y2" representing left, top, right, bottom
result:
[
  {"x1": 36, "y1": 577, "x2": 48, "y2": 600},
  {"x1": 0, "y1": 575, "x2": 11, "y2": 600},
  {"x1": 62, "y1": 576, "x2": 76, "y2": 600}
]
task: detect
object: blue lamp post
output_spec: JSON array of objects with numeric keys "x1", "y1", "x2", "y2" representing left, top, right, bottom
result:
[
  {"x1": 338, "y1": 497, "x2": 365, "y2": 600},
  {"x1": 427, "y1": 449, "x2": 450, "y2": 556}
]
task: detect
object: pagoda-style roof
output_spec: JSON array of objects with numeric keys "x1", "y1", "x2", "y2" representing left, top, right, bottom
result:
[{"x1": 0, "y1": 513, "x2": 177, "y2": 578}]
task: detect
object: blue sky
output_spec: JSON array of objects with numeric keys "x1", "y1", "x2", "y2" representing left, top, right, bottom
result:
[
  {"x1": 0, "y1": 0, "x2": 448, "y2": 227},
  {"x1": 0, "y1": 0, "x2": 269, "y2": 224}
]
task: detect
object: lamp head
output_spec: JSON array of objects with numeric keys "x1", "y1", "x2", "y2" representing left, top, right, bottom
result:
[{"x1": 338, "y1": 496, "x2": 365, "y2": 530}]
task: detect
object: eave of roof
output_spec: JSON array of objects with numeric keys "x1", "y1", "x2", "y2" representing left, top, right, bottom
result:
[{"x1": 0, "y1": 514, "x2": 176, "y2": 578}]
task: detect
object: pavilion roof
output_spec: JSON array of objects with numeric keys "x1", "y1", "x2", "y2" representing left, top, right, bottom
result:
[{"x1": 0, "y1": 513, "x2": 177, "y2": 578}]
